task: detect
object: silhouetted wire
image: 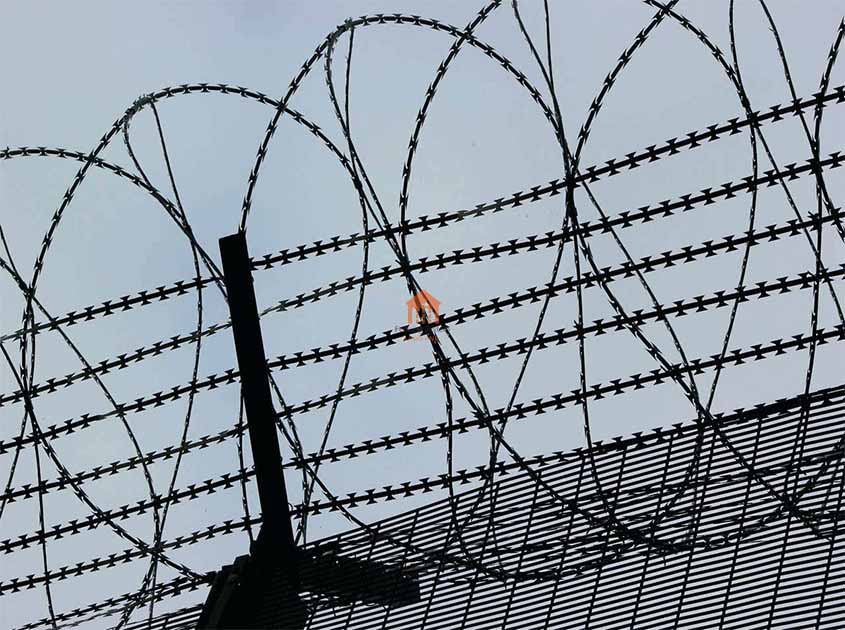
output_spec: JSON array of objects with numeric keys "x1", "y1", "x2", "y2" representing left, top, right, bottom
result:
[{"x1": 1, "y1": 1, "x2": 845, "y2": 627}]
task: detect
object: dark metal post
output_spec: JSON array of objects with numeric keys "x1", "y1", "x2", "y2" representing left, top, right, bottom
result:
[
  {"x1": 219, "y1": 231, "x2": 296, "y2": 561},
  {"x1": 199, "y1": 231, "x2": 418, "y2": 628}
]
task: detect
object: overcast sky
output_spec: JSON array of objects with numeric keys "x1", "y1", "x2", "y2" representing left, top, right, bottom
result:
[{"x1": 1, "y1": 2, "x2": 844, "y2": 628}]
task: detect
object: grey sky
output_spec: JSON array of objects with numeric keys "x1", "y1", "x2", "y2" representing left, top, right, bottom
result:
[{"x1": 1, "y1": 1, "x2": 844, "y2": 628}]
